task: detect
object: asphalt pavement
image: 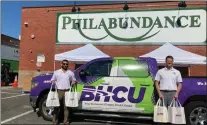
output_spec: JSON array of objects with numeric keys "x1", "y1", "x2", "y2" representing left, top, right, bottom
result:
[{"x1": 1, "y1": 86, "x2": 157, "y2": 125}]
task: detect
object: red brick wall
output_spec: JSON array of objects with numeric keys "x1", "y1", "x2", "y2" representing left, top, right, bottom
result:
[{"x1": 20, "y1": 1, "x2": 206, "y2": 76}]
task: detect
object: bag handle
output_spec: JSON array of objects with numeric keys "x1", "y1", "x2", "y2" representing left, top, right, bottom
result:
[
  {"x1": 156, "y1": 98, "x2": 166, "y2": 107},
  {"x1": 73, "y1": 84, "x2": 77, "y2": 92},
  {"x1": 50, "y1": 82, "x2": 58, "y2": 92},
  {"x1": 169, "y1": 98, "x2": 176, "y2": 107},
  {"x1": 70, "y1": 84, "x2": 77, "y2": 92},
  {"x1": 50, "y1": 84, "x2": 53, "y2": 91},
  {"x1": 169, "y1": 98, "x2": 182, "y2": 107},
  {"x1": 156, "y1": 99, "x2": 161, "y2": 106},
  {"x1": 176, "y1": 99, "x2": 182, "y2": 107},
  {"x1": 161, "y1": 98, "x2": 166, "y2": 107},
  {"x1": 156, "y1": 98, "x2": 166, "y2": 108},
  {"x1": 68, "y1": 84, "x2": 76, "y2": 92}
]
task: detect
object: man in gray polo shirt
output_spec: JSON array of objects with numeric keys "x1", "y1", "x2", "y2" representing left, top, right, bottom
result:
[
  {"x1": 155, "y1": 55, "x2": 182, "y2": 107},
  {"x1": 51, "y1": 59, "x2": 76, "y2": 125}
]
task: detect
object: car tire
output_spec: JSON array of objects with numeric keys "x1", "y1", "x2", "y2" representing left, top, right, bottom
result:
[
  {"x1": 185, "y1": 101, "x2": 207, "y2": 125},
  {"x1": 39, "y1": 94, "x2": 53, "y2": 121}
]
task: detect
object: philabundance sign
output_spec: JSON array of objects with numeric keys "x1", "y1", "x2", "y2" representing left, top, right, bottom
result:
[{"x1": 57, "y1": 8, "x2": 206, "y2": 43}]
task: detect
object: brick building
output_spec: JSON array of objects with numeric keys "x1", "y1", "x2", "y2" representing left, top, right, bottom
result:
[{"x1": 19, "y1": 1, "x2": 206, "y2": 91}]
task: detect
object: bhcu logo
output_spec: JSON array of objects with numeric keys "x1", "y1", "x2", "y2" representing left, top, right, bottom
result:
[{"x1": 80, "y1": 86, "x2": 146, "y2": 103}]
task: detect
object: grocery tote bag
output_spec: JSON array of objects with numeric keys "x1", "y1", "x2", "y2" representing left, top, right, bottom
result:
[
  {"x1": 168, "y1": 99, "x2": 186, "y2": 124},
  {"x1": 65, "y1": 85, "x2": 79, "y2": 107},
  {"x1": 153, "y1": 98, "x2": 168, "y2": 123},
  {"x1": 46, "y1": 84, "x2": 60, "y2": 107}
]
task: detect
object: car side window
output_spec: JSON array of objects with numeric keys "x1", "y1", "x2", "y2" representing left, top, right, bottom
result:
[
  {"x1": 117, "y1": 59, "x2": 149, "y2": 77},
  {"x1": 84, "y1": 60, "x2": 113, "y2": 76}
]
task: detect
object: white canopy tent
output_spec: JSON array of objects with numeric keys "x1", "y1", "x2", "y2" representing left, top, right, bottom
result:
[
  {"x1": 54, "y1": 44, "x2": 110, "y2": 70},
  {"x1": 55, "y1": 44, "x2": 110, "y2": 62},
  {"x1": 140, "y1": 42, "x2": 206, "y2": 65}
]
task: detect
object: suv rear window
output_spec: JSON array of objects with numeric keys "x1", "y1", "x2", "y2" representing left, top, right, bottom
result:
[{"x1": 117, "y1": 59, "x2": 149, "y2": 77}]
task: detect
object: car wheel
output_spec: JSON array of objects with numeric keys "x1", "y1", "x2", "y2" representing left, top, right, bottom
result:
[
  {"x1": 39, "y1": 94, "x2": 53, "y2": 121},
  {"x1": 185, "y1": 101, "x2": 207, "y2": 125}
]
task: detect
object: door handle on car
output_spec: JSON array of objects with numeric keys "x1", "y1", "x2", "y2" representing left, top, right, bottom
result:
[{"x1": 101, "y1": 82, "x2": 110, "y2": 85}]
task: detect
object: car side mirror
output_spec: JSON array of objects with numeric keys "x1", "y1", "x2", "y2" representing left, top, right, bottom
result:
[
  {"x1": 79, "y1": 70, "x2": 89, "y2": 77},
  {"x1": 79, "y1": 70, "x2": 85, "y2": 77}
]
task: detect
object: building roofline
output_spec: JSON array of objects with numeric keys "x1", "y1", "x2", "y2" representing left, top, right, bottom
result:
[
  {"x1": 1, "y1": 34, "x2": 19, "y2": 41},
  {"x1": 21, "y1": 1, "x2": 124, "y2": 9},
  {"x1": 21, "y1": 1, "x2": 173, "y2": 9},
  {"x1": 1, "y1": 34, "x2": 20, "y2": 48}
]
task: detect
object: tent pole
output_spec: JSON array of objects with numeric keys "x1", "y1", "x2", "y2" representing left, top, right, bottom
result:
[
  {"x1": 72, "y1": 62, "x2": 75, "y2": 71},
  {"x1": 188, "y1": 66, "x2": 191, "y2": 76},
  {"x1": 54, "y1": 61, "x2": 55, "y2": 71},
  {"x1": 74, "y1": 62, "x2": 76, "y2": 70},
  {"x1": 53, "y1": 55, "x2": 56, "y2": 71}
]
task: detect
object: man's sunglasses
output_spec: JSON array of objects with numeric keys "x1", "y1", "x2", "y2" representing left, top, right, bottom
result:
[{"x1": 62, "y1": 63, "x2": 68, "y2": 65}]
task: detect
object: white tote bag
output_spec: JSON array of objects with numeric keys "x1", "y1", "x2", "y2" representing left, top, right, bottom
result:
[
  {"x1": 153, "y1": 98, "x2": 168, "y2": 123},
  {"x1": 168, "y1": 99, "x2": 186, "y2": 124},
  {"x1": 46, "y1": 85, "x2": 60, "y2": 107},
  {"x1": 65, "y1": 86, "x2": 79, "y2": 107}
]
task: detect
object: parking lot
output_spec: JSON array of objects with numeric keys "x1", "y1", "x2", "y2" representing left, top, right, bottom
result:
[{"x1": 1, "y1": 86, "x2": 155, "y2": 125}]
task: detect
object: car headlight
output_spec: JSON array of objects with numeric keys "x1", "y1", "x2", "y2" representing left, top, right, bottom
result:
[{"x1": 31, "y1": 80, "x2": 39, "y2": 89}]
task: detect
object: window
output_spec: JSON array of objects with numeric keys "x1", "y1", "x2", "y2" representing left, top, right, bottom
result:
[
  {"x1": 84, "y1": 60, "x2": 113, "y2": 76},
  {"x1": 117, "y1": 59, "x2": 149, "y2": 77}
]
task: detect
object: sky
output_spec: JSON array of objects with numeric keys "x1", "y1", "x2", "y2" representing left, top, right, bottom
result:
[{"x1": 1, "y1": 1, "x2": 121, "y2": 39}]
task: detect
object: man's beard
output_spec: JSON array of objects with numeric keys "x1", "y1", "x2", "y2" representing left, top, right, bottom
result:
[{"x1": 62, "y1": 66, "x2": 68, "y2": 70}]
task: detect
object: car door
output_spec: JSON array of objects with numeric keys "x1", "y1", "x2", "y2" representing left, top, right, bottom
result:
[
  {"x1": 79, "y1": 59, "x2": 116, "y2": 111},
  {"x1": 111, "y1": 58, "x2": 154, "y2": 114}
]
